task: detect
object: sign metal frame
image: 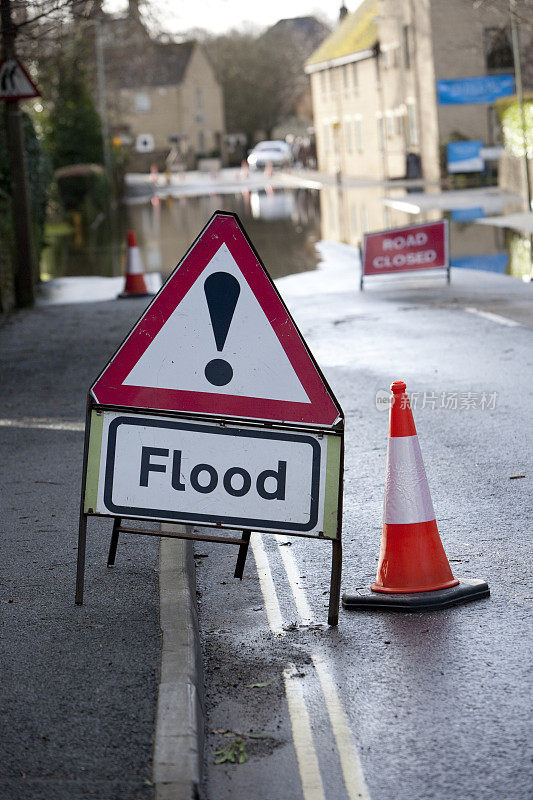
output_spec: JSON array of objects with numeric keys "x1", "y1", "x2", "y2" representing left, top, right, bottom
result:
[{"x1": 76, "y1": 212, "x2": 344, "y2": 625}]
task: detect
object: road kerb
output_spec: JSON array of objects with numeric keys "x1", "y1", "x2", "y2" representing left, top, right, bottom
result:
[{"x1": 154, "y1": 526, "x2": 204, "y2": 800}]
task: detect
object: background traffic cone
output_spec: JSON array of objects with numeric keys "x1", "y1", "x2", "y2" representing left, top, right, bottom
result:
[
  {"x1": 342, "y1": 380, "x2": 489, "y2": 611},
  {"x1": 118, "y1": 231, "x2": 153, "y2": 299}
]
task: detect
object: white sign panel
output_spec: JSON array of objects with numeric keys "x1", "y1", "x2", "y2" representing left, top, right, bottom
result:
[
  {"x1": 123, "y1": 243, "x2": 310, "y2": 403},
  {"x1": 91, "y1": 411, "x2": 335, "y2": 536}
]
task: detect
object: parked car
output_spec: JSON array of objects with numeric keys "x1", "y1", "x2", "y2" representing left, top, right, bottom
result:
[{"x1": 246, "y1": 140, "x2": 292, "y2": 170}]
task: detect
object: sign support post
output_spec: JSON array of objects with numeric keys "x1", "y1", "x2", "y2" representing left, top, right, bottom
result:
[{"x1": 0, "y1": 0, "x2": 41, "y2": 308}]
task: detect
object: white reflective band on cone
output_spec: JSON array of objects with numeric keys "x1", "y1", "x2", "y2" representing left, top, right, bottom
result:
[
  {"x1": 127, "y1": 246, "x2": 144, "y2": 275},
  {"x1": 383, "y1": 435, "x2": 435, "y2": 524}
]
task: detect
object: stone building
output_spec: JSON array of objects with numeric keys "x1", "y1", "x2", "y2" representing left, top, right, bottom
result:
[
  {"x1": 101, "y1": 3, "x2": 225, "y2": 169},
  {"x1": 305, "y1": 0, "x2": 532, "y2": 182}
]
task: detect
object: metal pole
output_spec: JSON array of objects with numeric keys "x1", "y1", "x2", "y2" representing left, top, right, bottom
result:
[
  {"x1": 510, "y1": 0, "x2": 532, "y2": 213},
  {"x1": 94, "y1": 19, "x2": 112, "y2": 183},
  {"x1": 0, "y1": 0, "x2": 37, "y2": 307},
  {"x1": 510, "y1": 0, "x2": 533, "y2": 279}
]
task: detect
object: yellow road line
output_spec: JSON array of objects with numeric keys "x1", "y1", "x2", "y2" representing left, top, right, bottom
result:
[
  {"x1": 254, "y1": 533, "x2": 371, "y2": 800},
  {"x1": 274, "y1": 536, "x2": 371, "y2": 800},
  {"x1": 276, "y1": 535, "x2": 313, "y2": 624},
  {"x1": 283, "y1": 664, "x2": 326, "y2": 800},
  {"x1": 250, "y1": 533, "x2": 285, "y2": 635},
  {"x1": 312, "y1": 653, "x2": 371, "y2": 800}
]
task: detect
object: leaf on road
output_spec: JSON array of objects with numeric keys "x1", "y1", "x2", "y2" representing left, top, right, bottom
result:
[
  {"x1": 214, "y1": 735, "x2": 248, "y2": 765},
  {"x1": 247, "y1": 680, "x2": 273, "y2": 688}
]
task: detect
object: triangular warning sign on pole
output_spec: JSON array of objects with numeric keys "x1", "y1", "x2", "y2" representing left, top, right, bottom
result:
[
  {"x1": 92, "y1": 212, "x2": 342, "y2": 428},
  {"x1": 0, "y1": 59, "x2": 40, "y2": 101}
]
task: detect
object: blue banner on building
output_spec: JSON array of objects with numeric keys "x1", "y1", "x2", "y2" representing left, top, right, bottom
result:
[
  {"x1": 450, "y1": 207, "x2": 485, "y2": 222},
  {"x1": 447, "y1": 140, "x2": 484, "y2": 173},
  {"x1": 437, "y1": 74, "x2": 514, "y2": 105}
]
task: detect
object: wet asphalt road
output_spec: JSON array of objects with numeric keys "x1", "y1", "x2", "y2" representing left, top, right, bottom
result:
[
  {"x1": 0, "y1": 299, "x2": 160, "y2": 800},
  {"x1": 196, "y1": 268, "x2": 532, "y2": 800},
  {"x1": 0, "y1": 265, "x2": 531, "y2": 800}
]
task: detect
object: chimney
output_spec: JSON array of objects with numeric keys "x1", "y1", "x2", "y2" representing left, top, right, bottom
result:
[{"x1": 339, "y1": 4, "x2": 349, "y2": 22}]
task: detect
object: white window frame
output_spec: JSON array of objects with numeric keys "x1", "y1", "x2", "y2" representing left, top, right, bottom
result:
[{"x1": 355, "y1": 116, "x2": 363, "y2": 152}]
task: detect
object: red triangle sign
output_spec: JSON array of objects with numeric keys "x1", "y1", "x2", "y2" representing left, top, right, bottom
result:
[{"x1": 92, "y1": 212, "x2": 342, "y2": 428}]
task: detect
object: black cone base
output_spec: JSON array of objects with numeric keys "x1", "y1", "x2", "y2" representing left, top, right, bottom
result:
[
  {"x1": 118, "y1": 292, "x2": 154, "y2": 299},
  {"x1": 342, "y1": 579, "x2": 489, "y2": 612}
]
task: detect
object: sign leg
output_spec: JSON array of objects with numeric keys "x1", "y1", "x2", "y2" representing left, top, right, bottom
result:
[
  {"x1": 328, "y1": 538, "x2": 342, "y2": 626},
  {"x1": 75, "y1": 513, "x2": 88, "y2": 605},
  {"x1": 107, "y1": 517, "x2": 121, "y2": 567},
  {"x1": 234, "y1": 529, "x2": 251, "y2": 580}
]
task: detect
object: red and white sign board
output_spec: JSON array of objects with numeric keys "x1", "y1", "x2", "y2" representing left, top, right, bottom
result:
[
  {"x1": 92, "y1": 212, "x2": 341, "y2": 428},
  {"x1": 0, "y1": 59, "x2": 40, "y2": 101},
  {"x1": 362, "y1": 220, "x2": 449, "y2": 278}
]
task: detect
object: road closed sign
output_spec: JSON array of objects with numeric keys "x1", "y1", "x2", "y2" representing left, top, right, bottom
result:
[
  {"x1": 84, "y1": 409, "x2": 341, "y2": 538},
  {"x1": 361, "y1": 220, "x2": 449, "y2": 287}
]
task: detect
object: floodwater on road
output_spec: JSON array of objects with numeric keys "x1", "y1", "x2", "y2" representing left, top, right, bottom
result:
[
  {"x1": 40, "y1": 179, "x2": 530, "y2": 282},
  {"x1": 41, "y1": 188, "x2": 322, "y2": 283}
]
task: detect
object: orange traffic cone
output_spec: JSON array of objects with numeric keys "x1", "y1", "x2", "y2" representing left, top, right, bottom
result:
[
  {"x1": 342, "y1": 380, "x2": 489, "y2": 611},
  {"x1": 118, "y1": 231, "x2": 153, "y2": 299}
]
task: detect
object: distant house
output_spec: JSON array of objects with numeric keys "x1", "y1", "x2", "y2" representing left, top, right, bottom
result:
[
  {"x1": 306, "y1": 0, "x2": 532, "y2": 183},
  {"x1": 101, "y1": 3, "x2": 225, "y2": 168}
]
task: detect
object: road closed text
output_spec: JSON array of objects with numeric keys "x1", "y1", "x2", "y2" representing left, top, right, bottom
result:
[
  {"x1": 86, "y1": 411, "x2": 341, "y2": 536},
  {"x1": 363, "y1": 221, "x2": 448, "y2": 276}
]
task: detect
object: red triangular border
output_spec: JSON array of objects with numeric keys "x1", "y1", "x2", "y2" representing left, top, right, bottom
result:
[
  {"x1": 0, "y1": 59, "x2": 41, "y2": 101},
  {"x1": 91, "y1": 212, "x2": 342, "y2": 428}
]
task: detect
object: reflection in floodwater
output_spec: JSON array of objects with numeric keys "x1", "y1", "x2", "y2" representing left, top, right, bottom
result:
[
  {"x1": 41, "y1": 182, "x2": 530, "y2": 282},
  {"x1": 319, "y1": 182, "x2": 529, "y2": 279}
]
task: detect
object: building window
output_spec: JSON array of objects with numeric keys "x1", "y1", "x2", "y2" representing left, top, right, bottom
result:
[
  {"x1": 352, "y1": 61, "x2": 358, "y2": 90},
  {"x1": 343, "y1": 65, "x2": 349, "y2": 91},
  {"x1": 484, "y1": 27, "x2": 513, "y2": 70},
  {"x1": 386, "y1": 113, "x2": 394, "y2": 138},
  {"x1": 134, "y1": 92, "x2": 151, "y2": 112},
  {"x1": 395, "y1": 112, "x2": 403, "y2": 137},
  {"x1": 377, "y1": 116, "x2": 385, "y2": 151},
  {"x1": 382, "y1": 47, "x2": 399, "y2": 69},
  {"x1": 345, "y1": 120, "x2": 353, "y2": 152},
  {"x1": 198, "y1": 130, "x2": 206, "y2": 153},
  {"x1": 355, "y1": 117, "x2": 363, "y2": 152},
  {"x1": 403, "y1": 25, "x2": 411, "y2": 69},
  {"x1": 195, "y1": 88, "x2": 203, "y2": 109},
  {"x1": 407, "y1": 101, "x2": 418, "y2": 146}
]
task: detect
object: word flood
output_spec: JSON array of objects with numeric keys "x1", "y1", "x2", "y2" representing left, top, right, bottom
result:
[{"x1": 140, "y1": 447, "x2": 287, "y2": 500}]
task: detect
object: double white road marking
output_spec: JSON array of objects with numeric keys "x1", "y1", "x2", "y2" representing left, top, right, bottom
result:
[{"x1": 251, "y1": 533, "x2": 370, "y2": 800}]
